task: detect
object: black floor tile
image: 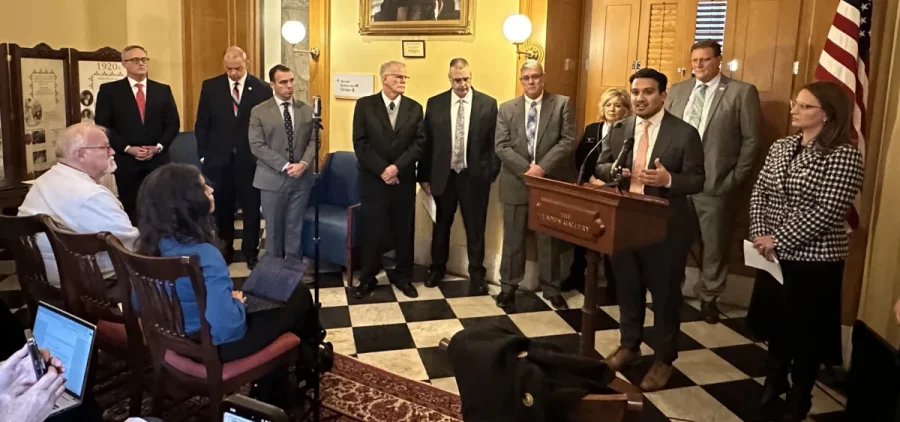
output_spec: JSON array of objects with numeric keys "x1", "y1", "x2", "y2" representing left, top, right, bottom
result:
[
  {"x1": 411, "y1": 265, "x2": 430, "y2": 283},
  {"x1": 702, "y1": 378, "x2": 778, "y2": 421},
  {"x1": 319, "y1": 306, "x2": 352, "y2": 329},
  {"x1": 313, "y1": 272, "x2": 346, "y2": 289},
  {"x1": 556, "y1": 308, "x2": 619, "y2": 333},
  {"x1": 438, "y1": 279, "x2": 481, "y2": 299},
  {"x1": 346, "y1": 284, "x2": 398, "y2": 305},
  {"x1": 721, "y1": 317, "x2": 758, "y2": 342},
  {"x1": 418, "y1": 347, "x2": 456, "y2": 379},
  {"x1": 619, "y1": 359, "x2": 696, "y2": 390},
  {"x1": 502, "y1": 291, "x2": 552, "y2": 314},
  {"x1": 352, "y1": 324, "x2": 415, "y2": 354},
  {"x1": 0, "y1": 290, "x2": 25, "y2": 309},
  {"x1": 642, "y1": 326, "x2": 705, "y2": 353},
  {"x1": 679, "y1": 301, "x2": 705, "y2": 323},
  {"x1": 399, "y1": 300, "x2": 457, "y2": 322},
  {"x1": 459, "y1": 315, "x2": 523, "y2": 336},
  {"x1": 811, "y1": 411, "x2": 846, "y2": 421},
  {"x1": 711, "y1": 343, "x2": 770, "y2": 378},
  {"x1": 533, "y1": 333, "x2": 601, "y2": 358}
]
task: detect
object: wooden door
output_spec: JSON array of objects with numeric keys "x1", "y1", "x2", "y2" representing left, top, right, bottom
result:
[
  {"x1": 718, "y1": 0, "x2": 803, "y2": 275},
  {"x1": 578, "y1": 0, "x2": 641, "y2": 131},
  {"x1": 637, "y1": 0, "x2": 693, "y2": 85}
]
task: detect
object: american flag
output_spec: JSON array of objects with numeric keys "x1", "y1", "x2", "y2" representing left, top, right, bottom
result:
[{"x1": 814, "y1": 0, "x2": 871, "y2": 229}]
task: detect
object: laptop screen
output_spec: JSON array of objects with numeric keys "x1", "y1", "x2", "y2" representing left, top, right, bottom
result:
[{"x1": 32, "y1": 302, "x2": 97, "y2": 398}]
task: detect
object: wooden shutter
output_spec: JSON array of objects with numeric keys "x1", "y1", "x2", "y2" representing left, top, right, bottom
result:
[{"x1": 638, "y1": 0, "x2": 679, "y2": 82}]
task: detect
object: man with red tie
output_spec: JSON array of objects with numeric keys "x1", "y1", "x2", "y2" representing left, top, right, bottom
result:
[{"x1": 95, "y1": 44, "x2": 180, "y2": 223}]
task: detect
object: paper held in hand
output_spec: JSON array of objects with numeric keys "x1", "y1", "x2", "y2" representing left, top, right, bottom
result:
[
  {"x1": 743, "y1": 240, "x2": 784, "y2": 284},
  {"x1": 422, "y1": 191, "x2": 437, "y2": 223}
]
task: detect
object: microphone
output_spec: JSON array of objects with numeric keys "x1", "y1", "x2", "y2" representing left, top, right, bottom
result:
[
  {"x1": 577, "y1": 121, "x2": 622, "y2": 185},
  {"x1": 312, "y1": 96, "x2": 322, "y2": 118},
  {"x1": 606, "y1": 137, "x2": 635, "y2": 188}
]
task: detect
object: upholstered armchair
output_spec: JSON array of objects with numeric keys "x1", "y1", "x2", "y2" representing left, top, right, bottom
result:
[{"x1": 301, "y1": 151, "x2": 361, "y2": 281}]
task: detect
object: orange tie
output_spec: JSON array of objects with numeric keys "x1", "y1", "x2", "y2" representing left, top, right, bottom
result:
[
  {"x1": 630, "y1": 120, "x2": 651, "y2": 194},
  {"x1": 135, "y1": 83, "x2": 146, "y2": 123}
]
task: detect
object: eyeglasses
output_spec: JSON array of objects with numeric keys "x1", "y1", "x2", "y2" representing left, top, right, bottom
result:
[
  {"x1": 80, "y1": 145, "x2": 113, "y2": 152},
  {"x1": 691, "y1": 57, "x2": 716, "y2": 65},
  {"x1": 790, "y1": 100, "x2": 822, "y2": 111},
  {"x1": 124, "y1": 57, "x2": 150, "y2": 65},
  {"x1": 387, "y1": 74, "x2": 410, "y2": 81},
  {"x1": 519, "y1": 74, "x2": 544, "y2": 82}
]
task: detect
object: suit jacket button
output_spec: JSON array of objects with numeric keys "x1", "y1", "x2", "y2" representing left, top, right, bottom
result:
[
  {"x1": 522, "y1": 393, "x2": 534, "y2": 407},
  {"x1": 517, "y1": 351, "x2": 528, "y2": 359}
]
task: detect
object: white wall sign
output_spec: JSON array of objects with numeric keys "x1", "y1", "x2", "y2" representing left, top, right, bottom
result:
[{"x1": 333, "y1": 73, "x2": 375, "y2": 100}]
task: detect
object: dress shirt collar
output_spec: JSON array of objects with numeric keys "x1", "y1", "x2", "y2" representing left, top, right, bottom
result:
[
  {"x1": 635, "y1": 106, "x2": 666, "y2": 129},
  {"x1": 274, "y1": 96, "x2": 293, "y2": 109},
  {"x1": 694, "y1": 73, "x2": 721, "y2": 91},
  {"x1": 382, "y1": 91, "x2": 402, "y2": 109},
  {"x1": 525, "y1": 92, "x2": 543, "y2": 107},
  {"x1": 55, "y1": 162, "x2": 98, "y2": 184},
  {"x1": 229, "y1": 73, "x2": 248, "y2": 90},
  {"x1": 128, "y1": 76, "x2": 147, "y2": 89},
  {"x1": 453, "y1": 88, "x2": 473, "y2": 103}
]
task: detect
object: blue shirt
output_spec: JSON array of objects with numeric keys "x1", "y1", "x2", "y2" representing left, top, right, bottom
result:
[{"x1": 134, "y1": 238, "x2": 247, "y2": 345}]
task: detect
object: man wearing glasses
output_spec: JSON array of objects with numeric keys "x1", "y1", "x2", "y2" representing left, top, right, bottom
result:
[
  {"x1": 95, "y1": 44, "x2": 180, "y2": 223},
  {"x1": 18, "y1": 123, "x2": 139, "y2": 288},
  {"x1": 494, "y1": 59, "x2": 575, "y2": 311},
  {"x1": 352, "y1": 60, "x2": 425, "y2": 299},
  {"x1": 664, "y1": 40, "x2": 761, "y2": 324}
]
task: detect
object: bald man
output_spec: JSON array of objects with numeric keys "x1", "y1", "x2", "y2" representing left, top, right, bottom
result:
[
  {"x1": 18, "y1": 123, "x2": 139, "y2": 287},
  {"x1": 195, "y1": 46, "x2": 273, "y2": 268}
]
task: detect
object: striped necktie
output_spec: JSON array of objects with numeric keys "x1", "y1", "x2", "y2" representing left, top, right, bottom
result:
[{"x1": 688, "y1": 84, "x2": 708, "y2": 129}]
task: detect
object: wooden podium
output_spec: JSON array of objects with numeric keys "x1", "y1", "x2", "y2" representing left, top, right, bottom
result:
[{"x1": 523, "y1": 175, "x2": 670, "y2": 357}]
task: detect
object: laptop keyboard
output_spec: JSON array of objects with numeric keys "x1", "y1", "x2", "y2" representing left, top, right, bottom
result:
[{"x1": 244, "y1": 295, "x2": 282, "y2": 313}]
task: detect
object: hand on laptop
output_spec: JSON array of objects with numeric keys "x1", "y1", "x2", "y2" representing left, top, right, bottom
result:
[{"x1": 0, "y1": 365, "x2": 66, "y2": 422}]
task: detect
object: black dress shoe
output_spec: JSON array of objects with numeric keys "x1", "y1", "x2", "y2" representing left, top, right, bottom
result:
[
  {"x1": 548, "y1": 295, "x2": 569, "y2": 310},
  {"x1": 353, "y1": 280, "x2": 376, "y2": 299},
  {"x1": 396, "y1": 283, "x2": 419, "y2": 298},
  {"x1": 700, "y1": 300, "x2": 721, "y2": 324},
  {"x1": 468, "y1": 280, "x2": 488, "y2": 296},
  {"x1": 496, "y1": 291, "x2": 515, "y2": 309},
  {"x1": 425, "y1": 270, "x2": 444, "y2": 288},
  {"x1": 246, "y1": 255, "x2": 259, "y2": 270}
]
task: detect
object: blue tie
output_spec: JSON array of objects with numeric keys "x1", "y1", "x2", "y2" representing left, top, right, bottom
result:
[{"x1": 526, "y1": 101, "x2": 538, "y2": 161}]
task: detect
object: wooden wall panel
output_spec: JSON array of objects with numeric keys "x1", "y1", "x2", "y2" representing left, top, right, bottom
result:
[{"x1": 545, "y1": 0, "x2": 584, "y2": 102}]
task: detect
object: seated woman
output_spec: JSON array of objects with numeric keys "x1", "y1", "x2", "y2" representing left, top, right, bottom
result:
[{"x1": 134, "y1": 163, "x2": 324, "y2": 406}]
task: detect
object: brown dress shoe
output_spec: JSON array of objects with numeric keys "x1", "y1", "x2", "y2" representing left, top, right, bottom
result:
[
  {"x1": 603, "y1": 347, "x2": 641, "y2": 372},
  {"x1": 640, "y1": 361, "x2": 673, "y2": 391}
]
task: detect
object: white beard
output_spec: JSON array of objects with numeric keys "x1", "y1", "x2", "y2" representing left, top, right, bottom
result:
[{"x1": 105, "y1": 159, "x2": 117, "y2": 174}]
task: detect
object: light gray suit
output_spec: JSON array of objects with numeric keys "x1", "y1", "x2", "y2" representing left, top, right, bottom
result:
[
  {"x1": 495, "y1": 92, "x2": 575, "y2": 297},
  {"x1": 248, "y1": 97, "x2": 316, "y2": 259},
  {"x1": 664, "y1": 75, "x2": 761, "y2": 301}
]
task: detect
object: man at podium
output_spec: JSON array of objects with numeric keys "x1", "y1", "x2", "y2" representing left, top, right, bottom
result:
[{"x1": 593, "y1": 68, "x2": 704, "y2": 391}]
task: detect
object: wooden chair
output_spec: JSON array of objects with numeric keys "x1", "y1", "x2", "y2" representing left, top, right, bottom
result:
[
  {"x1": 41, "y1": 216, "x2": 145, "y2": 416},
  {"x1": 438, "y1": 337, "x2": 643, "y2": 422},
  {"x1": 105, "y1": 235, "x2": 302, "y2": 420},
  {"x1": 0, "y1": 214, "x2": 61, "y2": 324}
]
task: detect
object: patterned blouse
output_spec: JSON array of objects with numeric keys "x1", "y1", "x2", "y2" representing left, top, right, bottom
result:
[{"x1": 749, "y1": 134, "x2": 863, "y2": 261}]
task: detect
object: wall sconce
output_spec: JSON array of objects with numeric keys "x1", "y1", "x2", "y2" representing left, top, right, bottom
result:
[
  {"x1": 728, "y1": 59, "x2": 739, "y2": 72},
  {"x1": 503, "y1": 14, "x2": 544, "y2": 62},
  {"x1": 282, "y1": 20, "x2": 320, "y2": 61}
]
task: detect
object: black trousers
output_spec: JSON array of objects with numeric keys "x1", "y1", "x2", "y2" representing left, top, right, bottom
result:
[
  {"x1": 116, "y1": 166, "x2": 156, "y2": 224},
  {"x1": 431, "y1": 170, "x2": 489, "y2": 281},
  {"x1": 612, "y1": 241, "x2": 689, "y2": 364},
  {"x1": 359, "y1": 183, "x2": 415, "y2": 285},
  {"x1": 218, "y1": 284, "x2": 321, "y2": 405},
  {"x1": 569, "y1": 246, "x2": 617, "y2": 289},
  {"x1": 206, "y1": 157, "x2": 262, "y2": 257}
]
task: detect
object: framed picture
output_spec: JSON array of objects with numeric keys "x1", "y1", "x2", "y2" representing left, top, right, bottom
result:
[
  {"x1": 360, "y1": 0, "x2": 473, "y2": 35},
  {"x1": 402, "y1": 40, "x2": 426, "y2": 58}
]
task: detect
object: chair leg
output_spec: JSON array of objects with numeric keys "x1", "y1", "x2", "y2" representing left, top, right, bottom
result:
[
  {"x1": 150, "y1": 366, "x2": 165, "y2": 416},
  {"x1": 208, "y1": 384, "x2": 223, "y2": 421},
  {"x1": 346, "y1": 247, "x2": 354, "y2": 286},
  {"x1": 127, "y1": 359, "x2": 144, "y2": 416}
]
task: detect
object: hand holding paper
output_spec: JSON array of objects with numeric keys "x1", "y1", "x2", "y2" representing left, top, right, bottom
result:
[{"x1": 743, "y1": 240, "x2": 783, "y2": 284}]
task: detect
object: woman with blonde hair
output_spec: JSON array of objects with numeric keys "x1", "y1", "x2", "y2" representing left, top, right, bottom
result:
[{"x1": 564, "y1": 87, "x2": 631, "y2": 293}]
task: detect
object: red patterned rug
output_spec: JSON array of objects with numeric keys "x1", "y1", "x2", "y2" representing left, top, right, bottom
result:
[{"x1": 97, "y1": 353, "x2": 462, "y2": 421}]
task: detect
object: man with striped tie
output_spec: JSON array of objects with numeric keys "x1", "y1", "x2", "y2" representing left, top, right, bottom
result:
[
  {"x1": 664, "y1": 40, "x2": 761, "y2": 324},
  {"x1": 494, "y1": 60, "x2": 575, "y2": 311},
  {"x1": 195, "y1": 46, "x2": 272, "y2": 268}
]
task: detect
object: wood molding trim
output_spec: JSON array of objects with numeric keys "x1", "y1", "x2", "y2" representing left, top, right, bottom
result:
[{"x1": 310, "y1": 0, "x2": 331, "y2": 160}]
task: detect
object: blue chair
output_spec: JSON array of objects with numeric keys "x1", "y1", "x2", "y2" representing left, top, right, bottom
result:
[{"x1": 301, "y1": 152, "x2": 361, "y2": 280}]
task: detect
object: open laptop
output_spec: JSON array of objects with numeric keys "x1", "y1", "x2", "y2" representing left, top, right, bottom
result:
[{"x1": 31, "y1": 301, "x2": 97, "y2": 416}]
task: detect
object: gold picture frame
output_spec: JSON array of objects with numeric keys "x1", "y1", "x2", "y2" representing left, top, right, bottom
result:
[{"x1": 359, "y1": 0, "x2": 473, "y2": 35}]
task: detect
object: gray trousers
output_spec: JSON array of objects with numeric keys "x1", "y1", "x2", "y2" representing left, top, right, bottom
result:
[
  {"x1": 260, "y1": 173, "x2": 313, "y2": 259},
  {"x1": 499, "y1": 203, "x2": 564, "y2": 298},
  {"x1": 691, "y1": 193, "x2": 735, "y2": 301}
]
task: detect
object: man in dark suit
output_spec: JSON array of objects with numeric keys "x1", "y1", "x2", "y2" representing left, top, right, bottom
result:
[
  {"x1": 424, "y1": 0, "x2": 461, "y2": 20},
  {"x1": 594, "y1": 68, "x2": 704, "y2": 391},
  {"x1": 352, "y1": 60, "x2": 425, "y2": 299},
  {"x1": 664, "y1": 40, "x2": 761, "y2": 323},
  {"x1": 95, "y1": 44, "x2": 180, "y2": 223},
  {"x1": 419, "y1": 58, "x2": 498, "y2": 295},
  {"x1": 248, "y1": 65, "x2": 316, "y2": 261},
  {"x1": 495, "y1": 60, "x2": 575, "y2": 311},
  {"x1": 195, "y1": 46, "x2": 272, "y2": 268}
]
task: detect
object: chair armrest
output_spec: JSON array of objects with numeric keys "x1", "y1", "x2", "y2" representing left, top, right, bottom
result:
[{"x1": 346, "y1": 204, "x2": 361, "y2": 248}]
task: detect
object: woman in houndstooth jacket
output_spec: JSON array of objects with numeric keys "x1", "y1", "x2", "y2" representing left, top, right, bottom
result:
[{"x1": 746, "y1": 81, "x2": 864, "y2": 422}]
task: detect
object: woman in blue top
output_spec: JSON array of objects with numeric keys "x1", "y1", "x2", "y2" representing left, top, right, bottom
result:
[{"x1": 135, "y1": 163, "x2": 323, "y2": 406}]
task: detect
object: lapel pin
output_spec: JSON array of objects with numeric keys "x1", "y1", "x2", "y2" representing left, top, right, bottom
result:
[
  {"x1": 718, "y1": 86, "x2": 725, "y2": 91},
  {"x1": 248, "y1": 86, "x2": 252, "y2": 90}
]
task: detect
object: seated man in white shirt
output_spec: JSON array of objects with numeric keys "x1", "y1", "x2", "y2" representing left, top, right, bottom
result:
[{"x1": 18, "y1": 122, "x2": 139, "y2": 287}]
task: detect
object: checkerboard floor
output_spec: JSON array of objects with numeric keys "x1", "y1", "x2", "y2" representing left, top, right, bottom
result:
[{"x1": 0, "y1": 214, "x2": 848, "y2": 422}]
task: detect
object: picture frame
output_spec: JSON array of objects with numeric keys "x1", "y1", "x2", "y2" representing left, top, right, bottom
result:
[
  {"x1": 359, "y1": 0, "x2": 473, "y2": 35},
  {"x1": 402, "y1": 40, "x2": 426, "y2": 58}
]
